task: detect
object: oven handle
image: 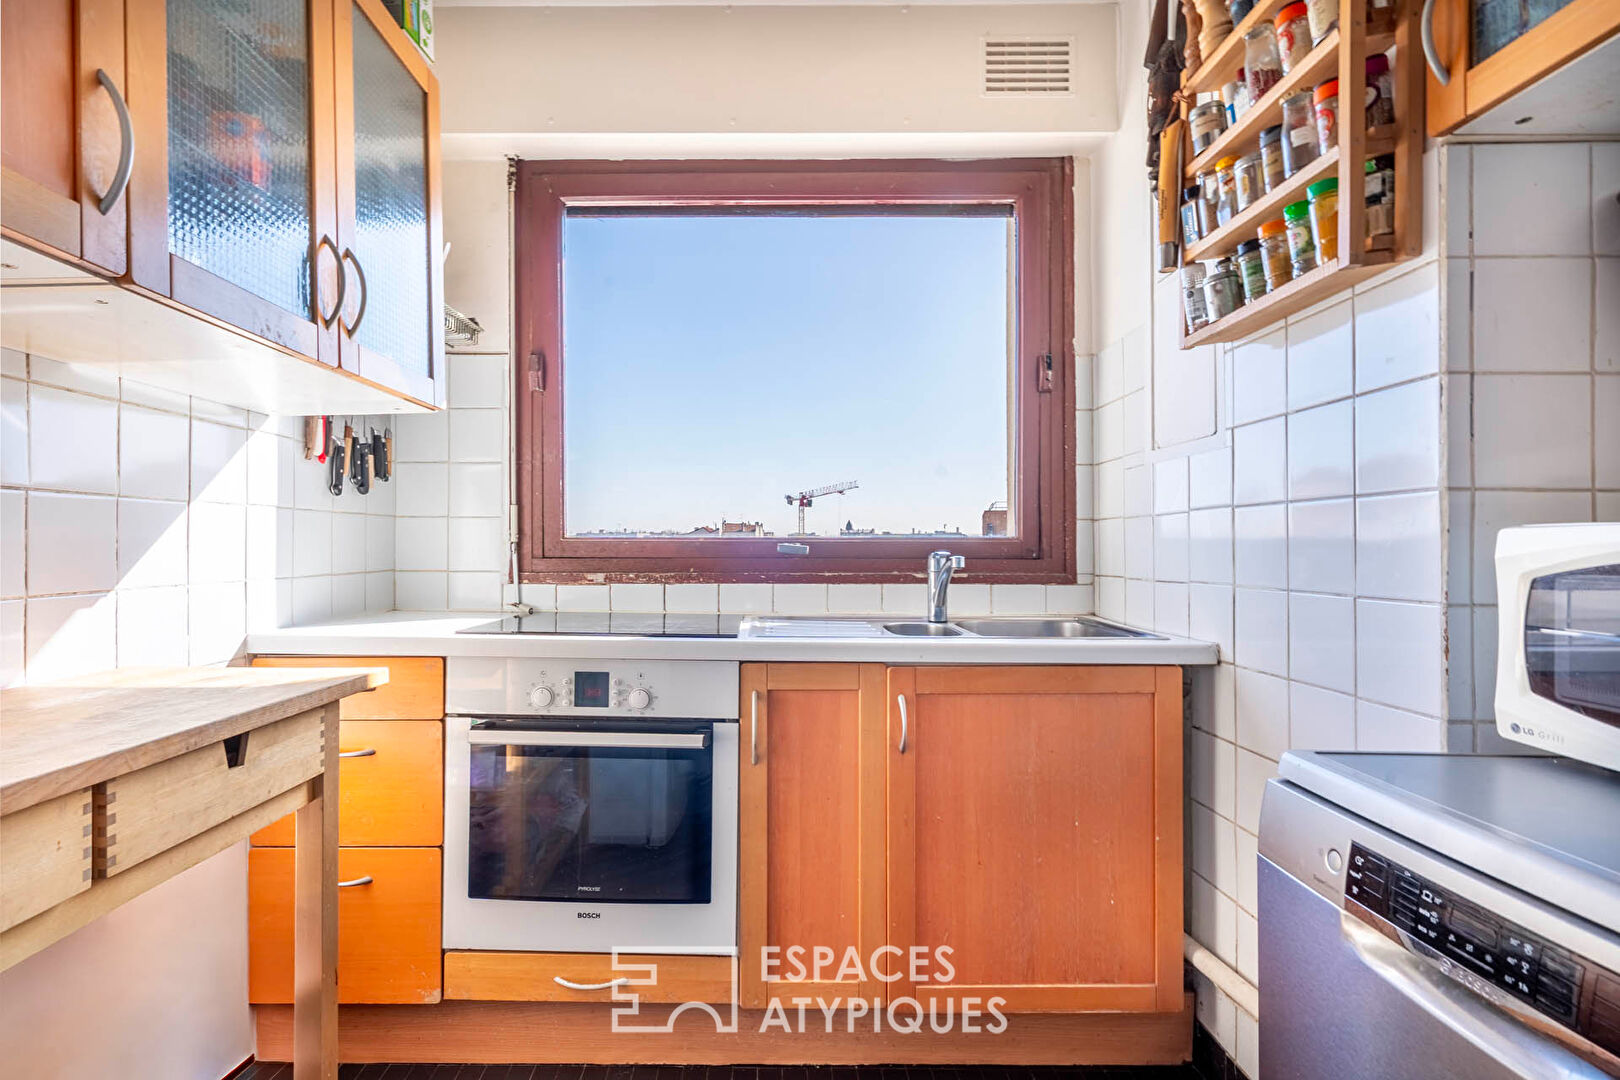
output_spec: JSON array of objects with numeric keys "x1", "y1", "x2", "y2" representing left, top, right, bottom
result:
[{"x1": 468, "y1": 729, "x2": 709, "y2": 750}]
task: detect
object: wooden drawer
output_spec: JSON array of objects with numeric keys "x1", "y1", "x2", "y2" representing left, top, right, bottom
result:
[
  {"x1": 444, "y1": 950, "x2": 735, "y2": 1004},
  {"x1": 0, "y1": 789, "x2": 93, "y2": 932},
  {"x1": 249, "y1": 846, "x2": 441, "y2": 1004},
  {"x1": 251, "y1": 720, "x2": 442, "y2": 847},
  {"x1": 98, "y1": 709, "x2": 322, "y2": 877},
  {"x1": 251, "y1": 656, "x2": 444, "y2": 720}
]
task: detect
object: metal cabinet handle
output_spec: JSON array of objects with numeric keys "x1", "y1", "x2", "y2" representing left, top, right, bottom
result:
[
  {"x1": 750, "y1": 689, "x2": 760, "y2": 765},
  {"x1": 897, "y1": 693, "x2": 909, "y2": 754},
  {"x1": 341, "y1": 247, "x2": 368, "y2": 336},
  {"x1": 94, "y1": 69, "x2": 134, "y2": 215},
  {"x1": 1421, "y1": 0, "x2": 1451, "y2": 85},
  {"x1": 338, "y1": 747, "x2": 377, "y2": 758},
  {"x1": 313, "y1": 235, "x2": 346, "y2": 329},
  {"x1": 337, "y1": 875, "x2": 373, "y2": 888},
  {"x1": 553, "y1": 976, "x2": 628, "y2": 991}
]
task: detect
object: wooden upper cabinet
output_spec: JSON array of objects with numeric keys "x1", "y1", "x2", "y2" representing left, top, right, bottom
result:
[
  {"x1": 332, "y1": 0, "x2": 445, "y2": 408},
  {"x1": 738, "y1": 663, "x2": 888, "y2": 1007},
  {"x1": 1, "y1": 0, "x2": 130, "y2": 275},
  {"x1": 1425, "y1": 0, "x2": 1620, "y2": 135},
  {"x1": 884, "y1": 666, "x2": 1184, "y2": 1014}
]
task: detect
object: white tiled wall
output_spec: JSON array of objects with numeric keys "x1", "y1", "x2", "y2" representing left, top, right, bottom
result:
[
  {"x1": 0, "y1": 349, "x2": 396, "y2": 685},
  {"x1": 1441, "y1": 142, "x2": 1620, "y2": 752}
]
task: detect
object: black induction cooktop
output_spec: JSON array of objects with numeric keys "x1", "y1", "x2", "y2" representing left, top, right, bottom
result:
[{"x1": 457, "y1": 612, "x2": 743, "y2": 638}]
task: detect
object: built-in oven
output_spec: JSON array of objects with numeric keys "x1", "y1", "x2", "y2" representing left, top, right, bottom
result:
[{"x1": 443, "y1": 656, "x2": 738, "y2": 954}]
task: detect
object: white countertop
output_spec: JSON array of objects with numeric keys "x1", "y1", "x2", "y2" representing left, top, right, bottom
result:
[{"x1": 245, "y1": 611, "x2": 1220, "y2": 665}]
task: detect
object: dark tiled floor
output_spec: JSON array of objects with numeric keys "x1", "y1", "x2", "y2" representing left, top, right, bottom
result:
[{"x1": 242, "y1": 1065, "x2": 1206, "y2": 1080}]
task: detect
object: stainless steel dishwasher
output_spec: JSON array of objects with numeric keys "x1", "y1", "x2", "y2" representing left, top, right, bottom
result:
[{"x1": 1258, "y1": 752, "x2": 1620, "y2": 1079}]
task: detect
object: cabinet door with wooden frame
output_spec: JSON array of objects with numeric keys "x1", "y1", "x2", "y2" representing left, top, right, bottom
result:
[
  {"x1": 0, "y1": 0, "x2": 129, "y2": 275},
  {"x1": 738, "y1": 663, "x2": 888, "y2": 1007},
  {"x1": 885, "y1": 665, "x2": 1184, "y2": 1014},
  {"x1": 331, "y1": 0, "x2": 444, "y2": 408}
]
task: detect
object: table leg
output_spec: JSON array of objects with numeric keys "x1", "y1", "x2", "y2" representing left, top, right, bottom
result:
[{"x1": 293, "y1": 702, "x2": 340, "y2": 1079}]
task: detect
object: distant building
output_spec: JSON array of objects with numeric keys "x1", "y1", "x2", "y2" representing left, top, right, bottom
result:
[
  {"x1": 981, "y1": 501, "x2": 1008, "y2": 537},
  {"x1": 721, "y1": 520, "x2": 765, "y2": 537}
]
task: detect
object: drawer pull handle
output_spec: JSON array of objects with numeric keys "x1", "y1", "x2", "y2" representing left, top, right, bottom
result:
[
  {"x1": 897, "y1": 693, "x2": 910, "y2": 754},
  {"x1": 94, "y1": 69, "x2": 134, "y2": 215},
  {"x1": 338, "y1": 748, "x2": 377, "y2": 758},
  {"x1": 553, "y1": 976, "x2": 628, "y2": 992},
  {"x1": 337, "y1": 875, "x2": 374, "y2": 888},
  {"x1": 750, "y1": 689, "x2": 761, "y2": 766}
]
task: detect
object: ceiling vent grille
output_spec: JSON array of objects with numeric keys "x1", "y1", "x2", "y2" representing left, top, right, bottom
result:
[{"x1": 983, "y1": 36, "x2": 1074, "y2": 96}]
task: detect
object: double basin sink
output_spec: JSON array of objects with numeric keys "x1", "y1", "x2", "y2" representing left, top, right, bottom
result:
[{"x1": 743, "y1": 615, "x2": 1164, "y2": 640}]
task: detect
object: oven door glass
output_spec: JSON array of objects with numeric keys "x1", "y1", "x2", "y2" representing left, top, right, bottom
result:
[
  {"x1": 466, "y1": 720, "x2": 714, "y2": 903},
  {"x1": 1524, "y1": 563, "x2": 1620, "y2": 727}
]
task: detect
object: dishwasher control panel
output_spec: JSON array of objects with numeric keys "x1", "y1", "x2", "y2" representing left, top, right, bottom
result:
[{"x1": 1345, "y1": 842, "x2": 1620, "y2": 1058}]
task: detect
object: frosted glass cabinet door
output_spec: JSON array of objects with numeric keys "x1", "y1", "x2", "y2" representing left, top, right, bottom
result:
[{"x1": 335, "y1": 0, "x2": 442, "y2": 407}]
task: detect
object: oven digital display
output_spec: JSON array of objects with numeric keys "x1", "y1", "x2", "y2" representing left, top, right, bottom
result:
[{"x1": 573, "y1": 671, "x2": 610, "y2": 707}]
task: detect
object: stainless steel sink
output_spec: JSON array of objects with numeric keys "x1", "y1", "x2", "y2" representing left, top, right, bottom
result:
[
  {"x1": 953, "y1": 617, "x2": 1163, "y2": 639},
  {"x1": 882, "y1": 621, "x2": 966, "y2": 637}
]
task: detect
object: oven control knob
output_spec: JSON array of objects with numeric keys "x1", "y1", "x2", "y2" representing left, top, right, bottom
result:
[
  {"x1": 627, "y1": 688, "x2": 652, "y2": 710},
  {"x1": 528, "y1": 685, "x2": 556, "y2": 709}
]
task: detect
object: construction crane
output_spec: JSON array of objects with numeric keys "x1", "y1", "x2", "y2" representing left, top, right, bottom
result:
[{"x1": 784, "y1": 480, "x2": 859, "y2": 536}]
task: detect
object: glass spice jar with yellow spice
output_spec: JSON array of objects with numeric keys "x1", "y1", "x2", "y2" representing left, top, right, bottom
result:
[
  {"x1": 1307, "y1": 176, "x2": 1339, "y2": 263},
  {"x1": 1259, "y1": 219, "x2": 1293, "y2": 290}
]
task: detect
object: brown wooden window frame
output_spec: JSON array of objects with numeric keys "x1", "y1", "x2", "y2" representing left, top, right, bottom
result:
[{"x1": 514, "y1": 158, "x2": 1075, "y2": 584}]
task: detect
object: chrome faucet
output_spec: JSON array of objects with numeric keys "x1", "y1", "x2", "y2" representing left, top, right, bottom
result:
[{"x1": 926, "y1": 550, "x2": 966, "y2": 624}]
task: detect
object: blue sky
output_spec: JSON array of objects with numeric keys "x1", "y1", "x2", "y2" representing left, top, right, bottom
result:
[{"x1": 562, "y1": 211, "x2": 1015, "y2": 537}]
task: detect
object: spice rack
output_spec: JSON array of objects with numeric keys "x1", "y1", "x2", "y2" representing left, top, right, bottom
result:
[{"x1": 1176, "y1": 0, "x2": 1423, "y2": 346}]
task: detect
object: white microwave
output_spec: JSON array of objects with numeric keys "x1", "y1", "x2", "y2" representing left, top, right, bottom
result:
[{"x1": 1494, "y1": 523, "x2": 1620, "y2": 770}]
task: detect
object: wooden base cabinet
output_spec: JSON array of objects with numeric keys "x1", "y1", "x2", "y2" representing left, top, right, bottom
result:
[{"x1": 739, "y1": 663, "x2": 1185, "y2": 1016}]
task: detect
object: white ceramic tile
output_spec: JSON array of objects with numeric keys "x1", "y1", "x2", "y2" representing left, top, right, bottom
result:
[
  {"x1": 1447, "y1": 604, "x2": 1474, "y2": 721},
  {"x1": 243, "y1": 505, "x2": 285, "y2": 580},
  {"x1": 1236, "y1": 826, "x2": 1259, "y2": 915},
  {"x1": 1233, "y1": 417, "x2": 1286, "y2": 505},
  {"x1": 1472, "y1": 143, "x2": 1591, "y2": 256},
  {"x1": 26, "y1": 592, "x2": 115, "y2": 680},
  {"x1": 1447, "y1": 491, "x2": 1471, "y2": 605},
  {"x1": 949, "y1": 583, "x2": 992, "y2": 617},
  {"x1": 448, "y1": 571, "x2": 504, "y2": 611},
  {"x1": 1234, "y1": 746, "x2": 1276, "y2": 832},
  {"x1": 1190, "y1": 728, "x2": 1237, "y2": 820},
  {"x1": 1, "y1": 377, "x2": 28, "y2": 486},
  {"x1": 1153, "y1": 457, "x2": 1189, "y2": 514},
  {"x1": 187, "y1": 581, "x2": 245, "y2": 664},
  {"x1": 1095, "y1": 339, "x2": 1124, "y2": 405},
  {"x1": 1288, "y1": 591, "x2": 1355, "y2": 693},
  {"x1": 1205, "y1": 661, "x2": 1238, "y2": 740},
  {"x1": 1356, "y1": 378, "x2": 1440, "y2": 493},
  {"x1": 448, "y1": 462, "x2": 505, "y2": 518},
  {"x1": 395, "y1": 516, "x2": 448, "y2": 573},
  {"x1": 1357, "y1": 699, "x2": 1445, "y2": 751},
  {"x1": 1124, "y1": 464, "x2": 1152, "y2": 517},
  {"x1": 448, "y1": 354, "x2": 508, "y2": 408},
  {"x1": 190, "y1": 419, "x2": 247, "y2": 504},
  {"x1": 1287, "y1": 300, "x2": 1353, "y2": 410},
  {"x1": 1289, "y1": 682, "x2": 1356, "y2": 752},
  {"x1": 1191, "y1": 802, "x2": 1238, "y2": 898},
  {"x1": 721, "y1": 583, "x2": 774, "y2": 613},
  {"x1": 290, "y1": 575, "x2": 332, "y2": 625},
  {"x1": 1154, "y1": 581, "x2": 1189, "y2": 635},
  {"x1": 1236, "y1": 1011, "x2": 1260, "y2": 1076},
  {"x1": 1474, "y1": 604, "x2": 1500, "y2": 721},
  {"x1": 1287, "y1": 498, "x2": 1355, "y2": 596},
  {"x1": 292, "y1": 451, "x2": 332, "y2": 512},
  {"x1": 1, "y1": 600, "x2": 24, "y2": 685},
  {"x1": 1095, "y1": 517, "x2": 1125, "y2": 577},
  {"x1": 1075, "y1": 461, "x2": 1095, "y2": 523},
  {"x1": 1231, "y1": 328, "x2": 1286, "y2": 426},
  {"x1": 1073, "y1": 409, "x2": 1094, "y2": 465},
  {"x1": 117, "y1": 498, "x2": 188, "y2": 589},
  {"x1": 1096, "y1": 576, "x2": 1126, "y2": 622},
  {"x1": 1356, "y1": 491, "x2": 1443, "y2": 602},
  {"x1": 291, "y1": 509, "x2": 333, "y2": 576},
  {"x1": 1443, "y1": 144, "x2": 1472, "y2": 257},
  {"x1": 394, "y1": 571, "x2": 447, "y2": 611},
  {"x1": 1601, "y1": 260, "x2": 1620, "y2": 371},
  {"x1": 332, "y1": 512, "x2": 367, "y2": 575},
  {"x1": 27, "y1": 492, "x2": 116, "y2": 595},
  {"x1": 991, "y1": 584, "x2": 1046, "y2": 614},
  {"x1": 1123, "y1": 323, "x2": 1150, "y2": 394},
  {"x1": 395, "y1": 410, "x2": 449, "y2": 462},
  {"x1": 1123, "y1": 388, "x2": 1151, "y2": 455},
  {"x1": 1074, "y1": 354, "x2": 1095, "y2": 411},
  {"x1": 364, "y1": 572, "x2": 394, "y2": 613},
  {"x1": 1188, "y1": 507, "x2": 1234, "y2": 585},
  {"x1": 763, "y1": 583, "x2": 824, "y2": 615},
  {"x1": 1445, "y1": 259, "x2": 1471, "y2": 374},
  {"x1": 1288, "y1": 399, "x2": 1353, "y2": 500},
  {"x1": 394, "y1": 462, "x2": 449, "y2": 517},
  {"x1": 1597, "y1": 375, "x2": 1620, "y2": 488},
  {"x1": 517, "y1": 583, "x2": 557, "y2": 611},
  {"x1": 1233, "y1": 504, "x2": 1287, "y2": 589},
  {"x1": 1189, "y1": 446, "x2": 1232, "y2": 508},
  {"x1": 449, "y1": 407, "x2": 505, "y2": 462},
  {"x1": 1154, "y1": 513, "x2": 1189, "y2": 582},
  {"x1": 1095, "y1": 399, "x2": 1124, "y2": 462},
  {"x1": 1474, "y1": 374, "x2": 1593, "y2": 489},
  {"x1": 188, "y1": 396, "x2": 247, "y2": 428},
  {"x1": 119, "y1": 406, "x2": 190, "y2": 501},
  {"x1": 1188, "y1": 875, "x2": 1238, "y2": 972},
  {"x1": 825, "y1": 583, "x2": 880, "y2": 614},
  {"x1": 28, "y1": 355, "x2": 118, "y2": 397},
  {"x1": 332, "y1": 573, "x2": 366, "y2": 618},
  {"x1": 115, "y1": 586, "x2": 190, "y2": 665},
  {"x1": 1234, "y1": 587, "x2": 1288, "y2": 677},
  {"x1": 366, "y1": 514, "x2": 394, "y2": 572},
  {"x1": 659, "y1": 583, "x2": 717, "y2": 613},
  {"x1": 1189, "y1": 583, "x2": 1234, "y2": 660},
  {"x1": 1473, "y1": 258, "x2": 1592, "y2": 371},
  {"x1": 1124, "y1": 515, "x2": 1154, "y2": 580},
  {"x1": 1357, "y1": 599, "x2": 1445, "y2": 715},
  {"x1": 0, "y1": 349, "x2": 24, "y2": 379},
  {"x1": 1044, "y1": 584, "x2": 1092, "y2": 615},
  {"x1": 0, "y1": 490, "x2": 22, "y2": 598},
  {"x1": 29, "y1": 385, "x2": 117, "y2": 494},
  {"x1": 1445, "y1": 374, "x2": 1472, "y2": 488},
  {"x1": 187, "y1": 502, "x2": 245, "y2": 584},
  {"x1": 1095, "y1": 459, "x2": 1124, "y2": 518},
  {"x1": 1355, "y1": 261, "x2": 1441, "y2": 392},
  {"x1": 448, "y1": 516, "x2": 506, "y2": 574},
  {"x1": 1472, "y1": 491, "x2": 1592, "y2": 603},
  {"x1": 1597, "y1": 145, "x2": 1620, "y2": 257},
  {"x1": 245, "y1": 428, "x2": 294, "y2": 508},
  {"x1": 1125, "y1": 578, "x2": 1154, "y2": 628}
]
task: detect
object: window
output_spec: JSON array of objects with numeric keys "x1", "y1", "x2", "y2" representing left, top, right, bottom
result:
[{"x1": 515, "y1": 159, "x2": 1074, "y2": 582}]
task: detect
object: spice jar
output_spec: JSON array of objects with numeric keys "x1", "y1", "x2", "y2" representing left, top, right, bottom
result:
[
  {"x1": 1196, "y1": 169, "x2": 1221, "y2": 236},
  {"x1": 1182, "y1": 263, "x2": 1211, "y2": 331},
  {"x1": 1235, "y1": 239, "x2": 1269, "y2": 302},
  {"x1": 1235, "y1": 152, "x2": 1266, "y2": 212},
  {"x1": 1229, "y1": 0, "x2": 1255, "y2": 22},
  {"x1": 1365, "y1": 154, "x2": 1396, "y2": 240},
  {"x1": 1313, "y1": 78, "x2": 1340, "y2": 153},
  {"x1": 1181, "y1": 187, "x2": 1204, "y2": 246},
  {"x1": 1221, "y1": 79, "x2": 1245, "y2": 125},
  {"x1": 1244, "y1": 25, "x2": 1283, "y2": 101},
  {"x1": 1307, "y1": 177, "x2": 1339, "y2": 263},
  {"x1": 1259, "y1": 218, "x2": 1294, "y2": 289},
  {"x1": 1190, "y1": 100, "x2": 1229, "y2": 155},
  {"x1": 1365, "y1": 53, "x2": 1395, "y2": 127},
  {"x1": 1214, "y1": 156, "x2": 1240, "y2": 225},
  {"x1": 1274, "y1": 3, "x2": 1312, "y2": 73},
  {"x1": 1203, "y1": 257, "x2": 1243, "y2": 321},
  {"x1": 1280, "y1": 91, "x2": 1319, "y2": 175},
  {"x1": 1259, "y1": 125, "x2": 1286, "y2": 191},
  {"x1": 1307, "y1": 0, "x2": 1339, "y2": 43},
  {"x1": 1284, "y1": 200, "x2": 1318, "y2": 276}
]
